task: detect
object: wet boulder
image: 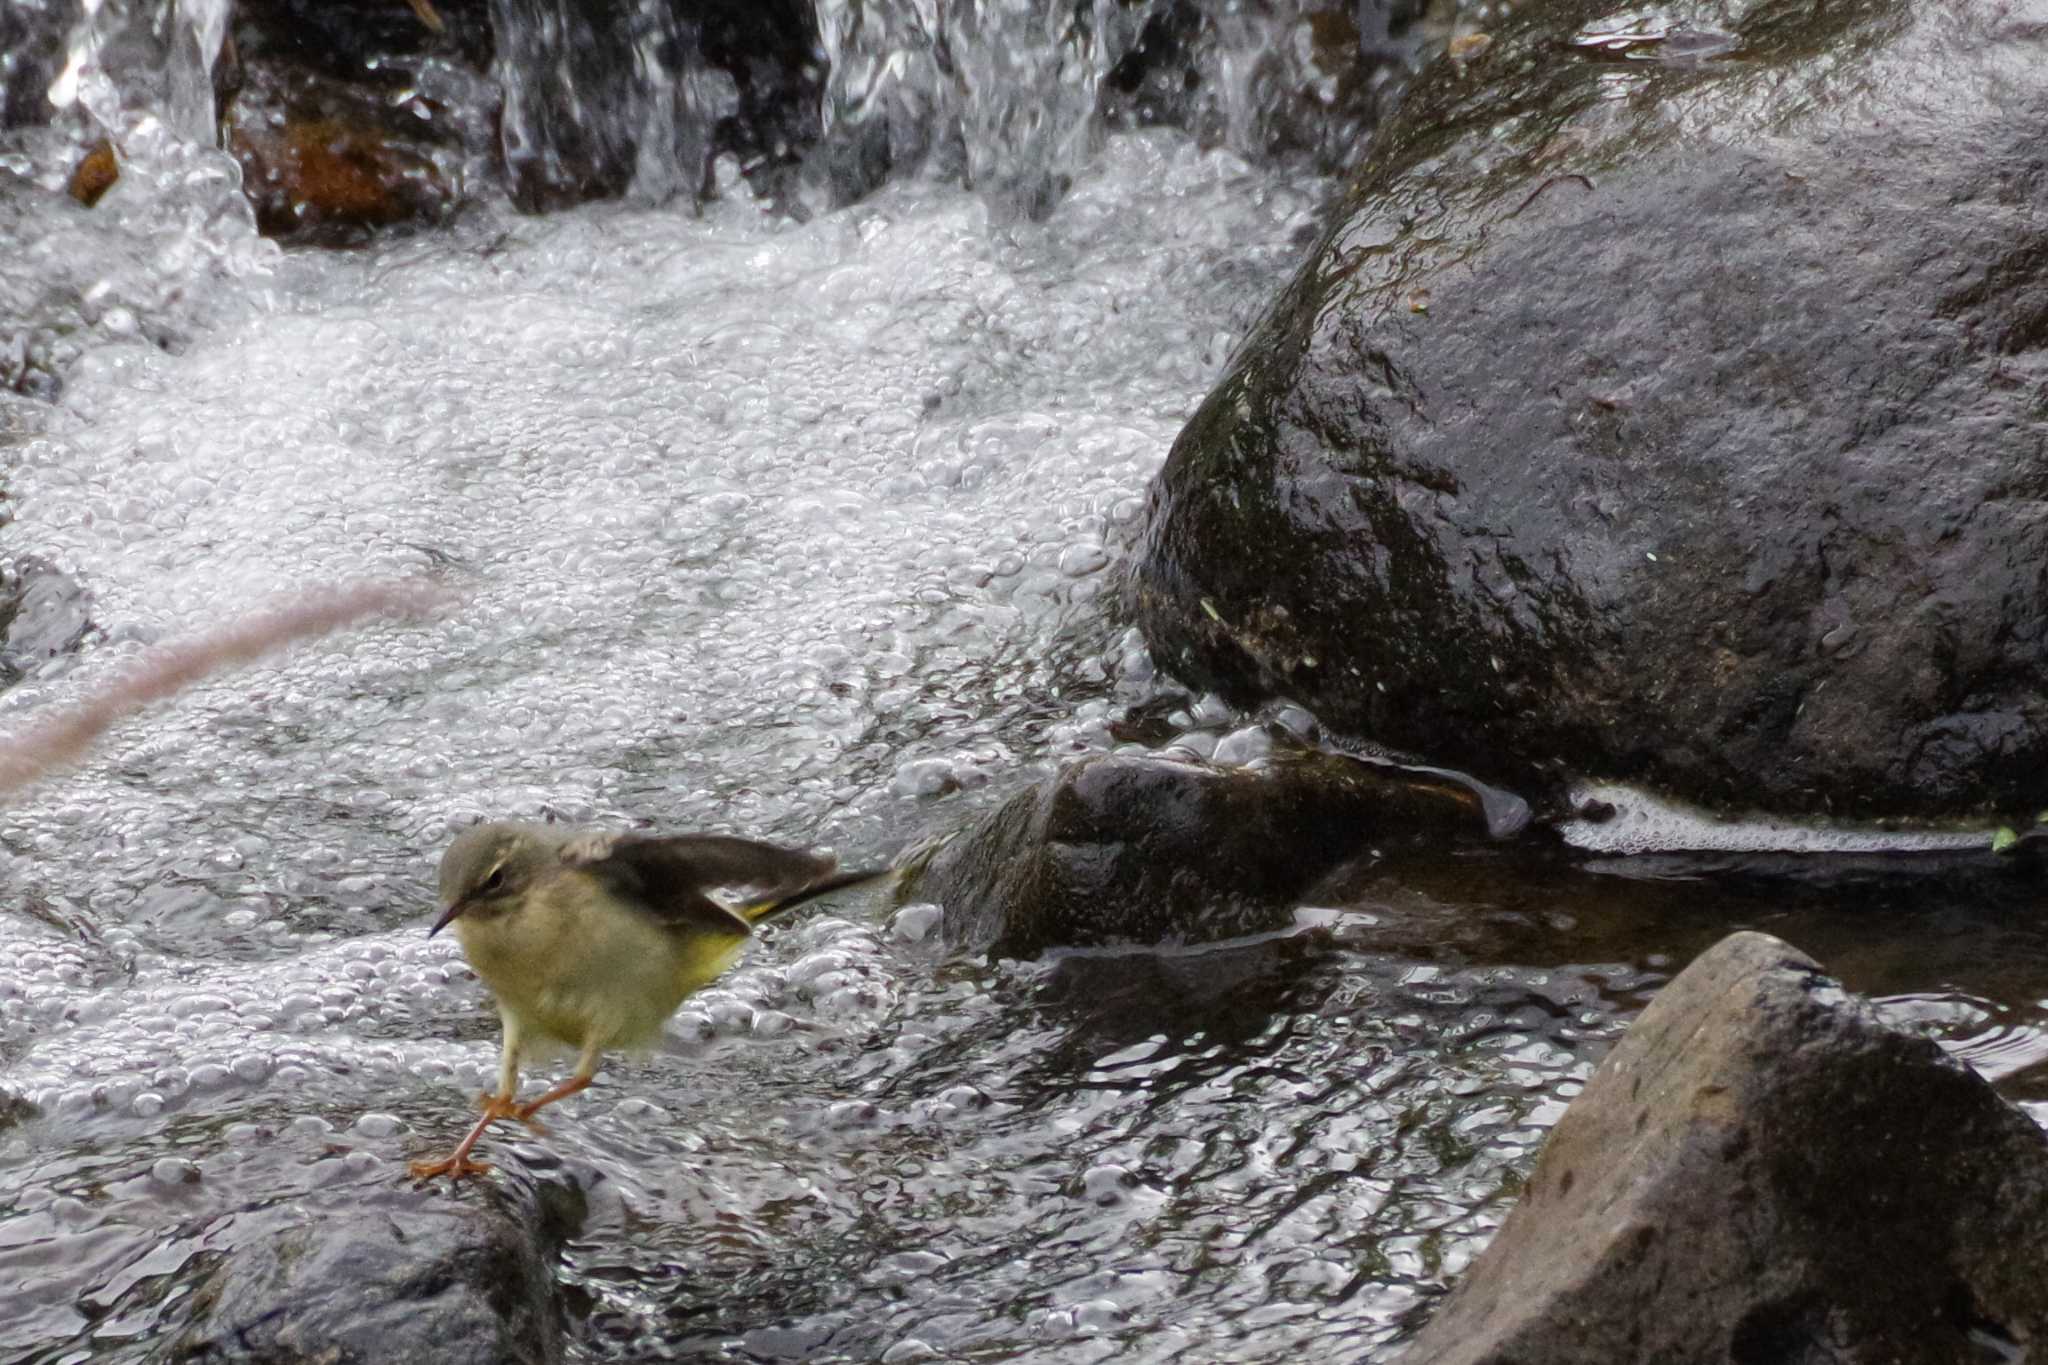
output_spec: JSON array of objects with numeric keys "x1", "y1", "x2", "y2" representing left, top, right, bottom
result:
[
  {"x1": 1133, "y1": 0, "x2": 2048, "y2": 821},
  {"x1": 1403, "y1": 930, "x2": 2048, "y2": 1365},
  {"x1": 171, "y1": 1174, "x2": 575, "y2": 1365},
  {"x1": 905, "y1": 748, "x2": 1504, "y2": 954}
]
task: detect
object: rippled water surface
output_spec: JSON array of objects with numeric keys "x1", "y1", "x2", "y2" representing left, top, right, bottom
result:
[{"x1": 6, "y1": 56, "x2": 2048, "y2": 1365}]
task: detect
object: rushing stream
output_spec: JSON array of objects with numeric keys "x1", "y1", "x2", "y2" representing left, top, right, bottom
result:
[{"x1": 5, "y1": 1, "x2": 2048, "y2": 1361}]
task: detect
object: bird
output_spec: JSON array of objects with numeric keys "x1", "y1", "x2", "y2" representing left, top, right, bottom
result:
[{"x1": 408, "y1": 821, "x2": 888, "y2": 1181}]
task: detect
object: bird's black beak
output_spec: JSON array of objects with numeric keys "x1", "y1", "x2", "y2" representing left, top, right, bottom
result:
[{"x1": 428, "y1": 899, "x2": 469, "y2": 938}]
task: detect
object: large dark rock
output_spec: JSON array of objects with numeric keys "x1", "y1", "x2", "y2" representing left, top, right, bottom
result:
[
  {"x1": 170, "y1": 1176, "x2": 576, "y2": 1365},
  {"x1": 904, "y1": 748, "x2": 1510, "y2": 954},
  {"x1": 1402, "y1": 929, "x2": 2048, "y2": 1365},
  {"x1": 1133, "y1": 0, "x2": 2048, "y2": 821}
]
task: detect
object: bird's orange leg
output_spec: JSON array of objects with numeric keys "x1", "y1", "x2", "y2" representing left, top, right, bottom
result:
[
  {"x1": 412, "y1": 1021, "x2": 529, "y2": 1181},
  {"x1": 509, "y1": 1074, "x2": 590, "y2": 1123},
  {"x1": 512, "y1": 1044, "x2": 602, "y2": 1123},
  {"x1": 409, "y1": 1091, "x2": 520, "y2": 1181}
]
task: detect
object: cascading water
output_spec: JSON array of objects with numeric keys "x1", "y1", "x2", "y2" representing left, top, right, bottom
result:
[{"x1": 47, "y1": 0, "x2": 229, "y2": 148}]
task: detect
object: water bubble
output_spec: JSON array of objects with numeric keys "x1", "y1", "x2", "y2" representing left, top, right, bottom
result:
[
  {"x1": 1209, "y1": 725, "x2": 1272, "y2": 767},
  {"x1": 1073, "y1": 1299, "x2": 1127, "y2": 1333},
  {"x1": 1081, "y1": 1163, "x2": 1135, "y2": 1205},
  {"x1": 352, "y1": 1112, "x2": 403, "y2": 1139},
  {"x1": 889, "y1": 903, "x2": 943, "y2": 943}
]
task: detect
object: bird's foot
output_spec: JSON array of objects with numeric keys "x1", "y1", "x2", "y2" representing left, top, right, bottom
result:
[
  {"x1": 410, "y1": 1093, "x2": 524, "y2": 1182},
  {"x1": 408, "y1": 1152, "x2": 493, "y2": 1182}
]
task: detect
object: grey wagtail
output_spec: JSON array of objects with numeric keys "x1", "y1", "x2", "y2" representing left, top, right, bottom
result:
[{"x1": 409, "y1": 822, "x2": 888, "y2": 1182}]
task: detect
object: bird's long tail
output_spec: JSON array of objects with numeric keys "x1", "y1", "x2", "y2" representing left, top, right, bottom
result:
[{"x1": 742, "y1": 866, "x2": 893, "y2": 925}]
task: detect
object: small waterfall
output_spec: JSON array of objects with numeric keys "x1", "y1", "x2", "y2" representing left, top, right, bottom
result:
[
  {"x1": 5, "y1": 0, "x2": 1443, "y2": 226},
  {"x1": 489, "y1": 0, "x2": 730, "y2": 211},
  {"x1": 812, "y1": 0, "x2": 1139, "y2": 218},
  {"x1": 46, "y1": 0, "x2": 231, "y2": 149}
]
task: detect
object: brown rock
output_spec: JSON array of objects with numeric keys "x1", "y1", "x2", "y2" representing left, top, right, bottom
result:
[
  {"x1": 220, "y1": 52, "x2": 483, "y2": 242},
  {"x1": 1403, "y1": 930, "x2": 2048, "y2": 1365},
  {"x1": 67, "y1": 139, "x2": 119, "y2": 207},
  {"x1": 229, "y1": 108, "x2": 454, "y2": 240}
]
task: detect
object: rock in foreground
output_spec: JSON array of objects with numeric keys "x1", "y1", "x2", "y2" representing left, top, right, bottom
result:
[
  {"x1": 170, "y1": 1175, "x2": 574, "y2": 1364},
  {"x1": 1403, "y1": 930, "x2": 2048, "y2": 1365}
]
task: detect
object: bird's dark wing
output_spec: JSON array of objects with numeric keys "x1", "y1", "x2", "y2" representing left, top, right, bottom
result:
[
  {"x1": 566, "y1": 833, "x2": 849, "y2": 935},
  {"x1": 739, "y1": 865, "x2": 891, "y2": 926}
]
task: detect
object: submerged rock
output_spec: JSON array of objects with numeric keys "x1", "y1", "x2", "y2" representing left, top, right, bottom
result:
[
  {"x1": 1134, "y1": 0, "x2": 2048, "y2": 821},
  {"x1": 1403, "y1": 930, "x2": 2048, "y2": 1364},
  {"x1": 904, "y1": 748, "x2": 1504, "y2": 954}
]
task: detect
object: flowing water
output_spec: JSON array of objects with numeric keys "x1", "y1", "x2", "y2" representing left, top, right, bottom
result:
[{"x1": 4, "y1": 2, "x2": 2048, "y2": 1361}]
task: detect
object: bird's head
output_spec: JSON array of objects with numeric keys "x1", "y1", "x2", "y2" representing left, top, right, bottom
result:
[{"x1": 430, "y1": 822, "x2": 556, "y2": 937}]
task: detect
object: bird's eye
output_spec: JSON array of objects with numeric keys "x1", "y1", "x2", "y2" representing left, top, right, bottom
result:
[{"x1": 479, "y1": 866, "x2": 506, "y2": 894}]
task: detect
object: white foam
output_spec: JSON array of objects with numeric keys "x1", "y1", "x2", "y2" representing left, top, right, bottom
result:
[
  {"x1": 0, "y1": 131, "x2": 1325, "y2": 1090},
  {"x1": 1559, "y1": 780, "x2": 1998, "y2": 855}
]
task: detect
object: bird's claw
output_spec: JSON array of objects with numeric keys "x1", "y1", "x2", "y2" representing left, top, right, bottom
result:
[
  {"x1": 410, "y1": 1092, "x2": 525, "y2": 1182},
  {"x1": 408, "y1": 1153, "x2": 494, "y2": 1182}
]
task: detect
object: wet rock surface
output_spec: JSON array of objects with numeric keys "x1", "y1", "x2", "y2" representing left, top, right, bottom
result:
[
  {"x1": 170, "y1": 1171, "x2": 577, "y2": 1365},
  {"x1": 220, "y1": 0, "x2": 493, "y2": 240},
  {"x1": 223, "y1": 63, "x2": 475, "y2": 242},
  {"x1": 905, "y1": 748, "x2": 1502, "y2": 954},
  {"x1": 1404, "y1": 929, "x2": 2048, "y2": 1365},
  {"x1": 1134, "y1": 0, "x2": 2048, "y2": 821}
]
